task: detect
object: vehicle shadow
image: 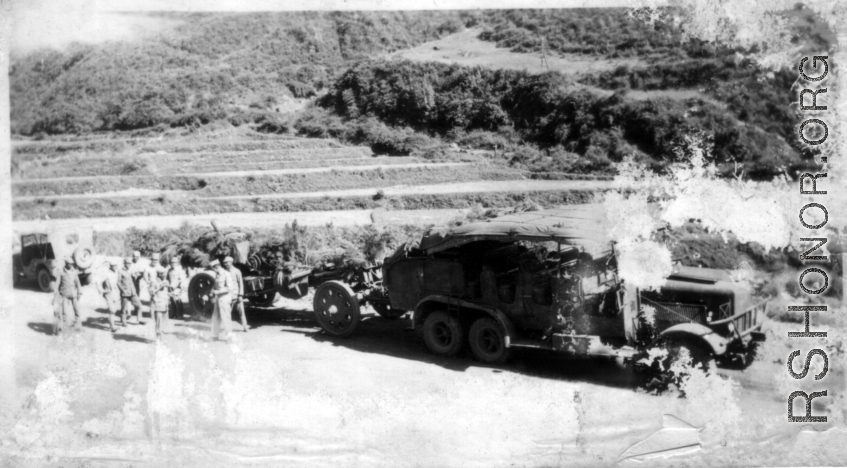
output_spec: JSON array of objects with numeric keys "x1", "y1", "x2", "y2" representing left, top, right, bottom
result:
[
  {"x1": 15, "y1": 281, "x2": 45, "y2": 292},
  {"x1": 244, "y1": 305, "x2": 316, "y2": 331},
  {"x1": 262, "y1": 304, "x2": 637, "y2": 389}
]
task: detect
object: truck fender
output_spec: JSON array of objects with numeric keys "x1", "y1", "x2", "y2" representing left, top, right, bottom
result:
[
  {"x1": 657, "y1": 323, "x2": 729, "y2": 356},
  {"x1": 412, "y1": 295, "x2": 517, "y2": 347}
]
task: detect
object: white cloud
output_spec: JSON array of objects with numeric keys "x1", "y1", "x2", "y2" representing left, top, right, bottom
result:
[{"x1": 10, "y1": 0, "x2": 180, "y2": 53}]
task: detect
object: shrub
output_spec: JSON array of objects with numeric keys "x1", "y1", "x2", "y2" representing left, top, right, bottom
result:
[
  {"x1": 93, "y1": 231, "x2": 127, "y2": 257},
  {"x1": 120, "y1": 159, "x2": 148, "y2": 175},
  {"x1": 255, "y1": 113, "x2": 290, "y2": 134},
  {"x1": 287, "y1": 81, "x2": 317, "y2": 98}
]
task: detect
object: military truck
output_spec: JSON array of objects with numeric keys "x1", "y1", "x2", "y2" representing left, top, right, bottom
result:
[
  {"x1": 12, "y1": 228, "x2": 96, "y2": 292},
  {"x1": 312, "y1": 206, "x2": 767, "y2": 369}
]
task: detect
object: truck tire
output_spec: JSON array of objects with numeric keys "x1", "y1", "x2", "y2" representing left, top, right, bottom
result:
[
  {"x1": 73, "y1": 247, "x2": 95, "y2": 270},
  {"x1": 313, "y1": 280, "x2": 360, "y2": 337},
  {"x1": 37, "y1": 267, "x2": 53, "y2": 292},
  {"x1": 422, "y1": 311, "x2": 464, "y2": 357},
  {"x1": 468, "y1": 317, "x2": 511, "y2": 365},
  {"x1": 660, "y1": 335, "x2": 713, "y2": 373},
  {"x1": 187, "y1": 271, "x2": 216, "y2": 318}
]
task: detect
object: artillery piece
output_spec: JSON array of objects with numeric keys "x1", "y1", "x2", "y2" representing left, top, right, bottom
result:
[{"x1": 185, "y1": 222, "x2": 401, "y2": 330}]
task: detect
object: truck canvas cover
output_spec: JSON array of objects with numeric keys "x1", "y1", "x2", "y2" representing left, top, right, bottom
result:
[{"x1": 419, "y1": 205, "x2": 614, "y2": 255}]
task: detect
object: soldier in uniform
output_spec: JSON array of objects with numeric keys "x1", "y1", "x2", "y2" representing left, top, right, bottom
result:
[
  {"x1": 98, "y1": 259, "x2": 120, "y2": 332},
  {"x1": 209, "y1": 259, "x2": 234, "y2": 341},
  {"x1": 144, "y1": 252, "x2": 163, "y2": 319},
  {"x1": 55, "y1": 257, "x2": 83, "y2": 334},
  {"x1": 145, "y1": 252, "x2": 162, "y2": 286},
  {"x1": 118, "y1": 257, "x2": 137, "y2": 327},
  {"x1": 129, "y1": 251, "x2": 145, "y2": 324},
  {"x1": 150, "y1": 268, "x2": 170, "y2": 340},
  {"x1": 166, "y1": 257, "x2": 186, "y2": 321},
  {"x1": 223, "y1": 256, "x2": 249, "y2": 332}
]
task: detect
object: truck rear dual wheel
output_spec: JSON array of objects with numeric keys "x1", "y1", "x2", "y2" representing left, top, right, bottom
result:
[
  {"x1": 422, "y1": 311, "x2": 464, "y2": 357},
  {"x1": 468, "y1": 318, "x2": 511, "y2": 365}
]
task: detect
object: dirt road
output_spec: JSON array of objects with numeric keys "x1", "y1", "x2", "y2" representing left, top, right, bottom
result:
[
  {"x1": 2, "y1": 275, "x2": 809, "y2": 466},
  {"x1": 391, "y1": 28, "x2": 643, "y2": 78},
  {"x1": 15, "y1": 179, "x2": 616, "y2": 202},
  {"x1": 12, "y1": 208, "x2": 473, "y2": 234}
]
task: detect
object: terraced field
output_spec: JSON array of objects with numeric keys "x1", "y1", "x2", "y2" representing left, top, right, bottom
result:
[{"x1": 11, "y1": 128, "x2": 611, "y2": 231}]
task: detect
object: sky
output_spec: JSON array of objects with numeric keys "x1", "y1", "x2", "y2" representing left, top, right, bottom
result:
[{"x1": 8, "y1": 0, "x2": 648, "y2": 52}]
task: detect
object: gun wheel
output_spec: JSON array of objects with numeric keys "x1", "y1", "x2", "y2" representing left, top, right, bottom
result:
[
  {"x1": 313, "y1": 280, "x2": 360, "y2": 337},
  {"x1": 187, "y1": 271, "x2": 216, "y2": 318}
]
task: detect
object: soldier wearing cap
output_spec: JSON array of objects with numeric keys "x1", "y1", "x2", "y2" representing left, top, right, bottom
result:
[
  {"x1": 142, "y1": 252, "x2": 163, "y2": 320},
  {"x1": 145, "y1": 252, "x2": 162, "y2": 286},
  {"x1": 129, "y1": 251, "x2": 145, "y2": 324},
  {"x1": 150, "y1": 268, "x2": 170, "y2": 340},
  {"x1": 54, "y1": 257, "x2": 83, "y2": 334},
  {"x1": 166, "y1": 256, "x2": 187, "y2": 321},
  {"x1": 118, "y1": 257, "x2": 137, "y2": 327},
  {"x1": 223, "y1": 256, "x2": 248, "y2": 332},
  {"x1": 209, "y1": 259, "x2": 235, "y2": 341},
  {"x1": 98, "y1": 259, "x2": 121, "y2": 332}
]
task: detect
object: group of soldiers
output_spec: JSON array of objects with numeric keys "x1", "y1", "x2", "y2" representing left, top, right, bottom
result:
[{"x1": 53, "y1": 250, "x2": 249, "y2": 341}]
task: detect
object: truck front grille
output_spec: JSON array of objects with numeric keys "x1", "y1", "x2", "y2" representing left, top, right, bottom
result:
[{"x1": 641, "y1": 296, "x2": 705, "y2": 324}]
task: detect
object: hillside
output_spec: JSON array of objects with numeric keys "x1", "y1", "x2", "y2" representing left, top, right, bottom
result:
[
  {"x1": 9, "y1": 7, "x2": 832, "y2": 179},
  {"x1": 9, "y1": 10, "x2": 472, "y2": 135}
]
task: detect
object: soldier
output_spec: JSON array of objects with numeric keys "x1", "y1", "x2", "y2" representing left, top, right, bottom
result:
[
  {"x1": 150, "y1": 269, "x2": 170, "y2": 341},
  {"x1": 129, "y1": 251, "x2": 145, "y2": 324},
  {"x1": 208, "y1": 259, "x2": 234, "y2": 341},
  {"x1": 166, "y1": 257, "x2": 186, "y2": 321},
  {"x1": 223, "y1": 256, "x2": 248, "y2": 332},
  {"x1": 55, "y1": 257, "x2": 83, "y2": 334},
  {"x1": 118, "y1": 257, "x2": 137, "y2": 327},
  {"x1": 145, "y1": 252, "x2": 162, "y2": 286},
  {"x1": 97, "y1": 259, "x2": 120, "y2": 332}
]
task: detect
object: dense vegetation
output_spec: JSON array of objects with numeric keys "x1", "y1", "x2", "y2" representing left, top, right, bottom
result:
[
  {"x1": 477, "y1": 8, "x2": 693, "y2": 58},
  {"x1": 10, "y1": 11, "x2": 472, "y2": 135},
  {"x1": 475, "y1": 6, "x2": 832, "y2": 60},
  {"x1": 302, "y1": 60, "x2": 798, "y2": 177}
]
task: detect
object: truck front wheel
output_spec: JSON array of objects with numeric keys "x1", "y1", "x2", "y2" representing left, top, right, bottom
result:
[
  {"x1": 422, "y1": 311, "x2": 464, "y2": 357},
  {"x1": 468, "y1": 318, "x2": 511, "y2": 365},
  {"x1": 37, "y1": 268, "x2": 53, "y2": 292},
  {"x1": 643, "y1": 335, "x2": 714, "y2": 393}
]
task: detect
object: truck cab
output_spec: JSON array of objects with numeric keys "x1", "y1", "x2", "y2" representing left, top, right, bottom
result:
[{"x1": 13, "y1": 228, "x2": 95, "y2": 292}]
